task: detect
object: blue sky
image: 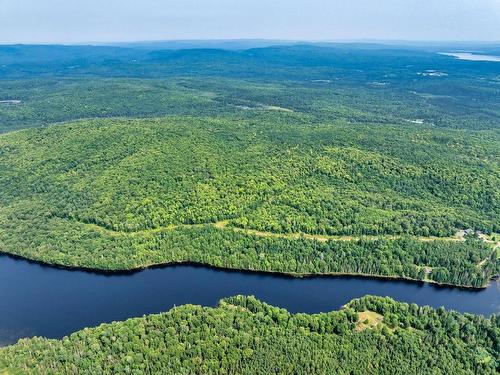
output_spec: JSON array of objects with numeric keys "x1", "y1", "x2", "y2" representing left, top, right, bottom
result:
[{"x1": 1, "y1": 0, "x2": 499, "y2": 44}]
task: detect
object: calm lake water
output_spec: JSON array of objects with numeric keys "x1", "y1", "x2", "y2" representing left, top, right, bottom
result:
[
  {"x1": 440, "y1": 52, "x2": 500, "y2": 62},
  {"x1": 0, "y1": 254, "x2": 498, "y2": 345}
]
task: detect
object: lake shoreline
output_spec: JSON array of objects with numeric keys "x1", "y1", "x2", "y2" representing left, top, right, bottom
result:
[
  {"x1": 439, "y1": 52, "x2": 500, "y2": 62},
  {"x1": 1, "y1": 251, "x2": 498, "y2": 345},
  {"x1": 0, "y1": 250, "x2": 493, "y2": 290}
]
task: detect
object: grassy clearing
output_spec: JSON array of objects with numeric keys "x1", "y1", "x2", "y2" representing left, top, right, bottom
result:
[{"x1": 355, "y1": 310, "x2": 384, "y2": 331}]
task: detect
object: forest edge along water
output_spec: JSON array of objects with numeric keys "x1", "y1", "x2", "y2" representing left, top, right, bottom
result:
[{"x1": 0, "y1": 253, "x2": 498, "y2": 346}]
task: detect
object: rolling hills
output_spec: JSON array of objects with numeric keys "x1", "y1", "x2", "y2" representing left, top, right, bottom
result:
[{"x1": 0, "y1": 115, "x2": 497, "y2": 286}]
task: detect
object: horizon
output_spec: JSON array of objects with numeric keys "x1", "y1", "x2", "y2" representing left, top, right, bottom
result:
[
  {"x1": 1, "y1": 38, "x2": 499, "y2": 47},
  {"x1": 1, "y1": 0, "x2": 500, "y2": 44}
]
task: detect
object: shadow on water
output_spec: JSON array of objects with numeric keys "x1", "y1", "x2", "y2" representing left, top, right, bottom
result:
[{"x1": 0, "y1": 254, "x2": 498, "y2": 345}]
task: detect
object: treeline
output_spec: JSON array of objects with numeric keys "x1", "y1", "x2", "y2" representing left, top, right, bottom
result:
[
  {"x1": 0, "y1": 107, "x2": 498, "y2": 288},
  {"x1": 0, "y1": 204, "x2": 496, "y2": 287},
  {"x1": 1, "y1": 296, "x2": 498, "y2": 374}
]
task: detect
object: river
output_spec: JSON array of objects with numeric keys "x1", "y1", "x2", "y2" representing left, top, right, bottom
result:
[{"x1": 0, "y1": 254, "x2": 498, "y2": 346}]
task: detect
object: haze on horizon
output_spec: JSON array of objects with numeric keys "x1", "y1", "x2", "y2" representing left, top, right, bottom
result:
[{"x1": 1, "y1": 0, "x2": 499, "y2": 45}]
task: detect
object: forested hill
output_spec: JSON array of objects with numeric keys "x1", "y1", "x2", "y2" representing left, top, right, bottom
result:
[
  {"x1": 1, "y1": 44, "x2": 499, "y2": 134},
  {"x1": 0, "y1": 116, "x2": 498, "y2": 287},
  {"x1": 0, "y1": 44, "x2": 498, "y2": 286},
  {"x1": 1, "y1": 43, "x2": 499, "y2": 81},
  {"x1": 0, "y1": 43, "x2": 498, "y2": 373},
  {"x1": 1, "y1": 296, "x2": 498, "y2": 374}
]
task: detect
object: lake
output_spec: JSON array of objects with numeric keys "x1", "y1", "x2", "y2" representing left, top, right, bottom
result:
[
  {"x1": 0, "y1": 254, "x2": 498, "y2": 346},
  {"x1": 440, "y1": 52, "x2": 500, "y2": 62}
]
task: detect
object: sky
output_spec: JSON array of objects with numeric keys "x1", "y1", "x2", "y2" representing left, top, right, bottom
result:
[{"x1": 0, "y1": 0, "x2": 499, "y2": 44}]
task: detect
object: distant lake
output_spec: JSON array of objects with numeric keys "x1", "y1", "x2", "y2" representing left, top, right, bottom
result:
[
  {"x1": 440, "y1": 52, "x2": 500, "y2": 62},
  {"x1": 0, "y1": 254, "x2": 498, "y2": 346}
]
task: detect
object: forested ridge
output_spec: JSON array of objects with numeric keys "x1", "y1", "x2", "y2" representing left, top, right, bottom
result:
[
  {"x1": 0, "y1": 116, "x2": 498, "y2": 287},
  {"x1": 2, "y1": 44, "x2": 500, "y2": 134},
  {"x1": 0, "y1": 296, "x2": 498, "y2": 374},
  {"x1": 0, "y1": 44, "x2": 499, "y2": 286}
]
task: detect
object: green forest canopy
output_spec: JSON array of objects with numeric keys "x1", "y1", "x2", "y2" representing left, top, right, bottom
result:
[
  {"x1": 0, "y1": 44, "x2": 499, "y2": 373},
  {"x1": 1, "y1": 295, "x2": 498, "y2": 374},
  {"x1": 0, "y1": 116, "x2": 498, "y2": 286},
  {"x1": 0, "y1": 45, "x2": 499, "y2": 286}
]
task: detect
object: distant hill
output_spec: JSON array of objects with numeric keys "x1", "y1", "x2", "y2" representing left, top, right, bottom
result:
[
  {"x1": 105, "y1": 39, "x2": 300, "y2": 50},
  {"x1": 1, "y1": 42, "x2": 499, "y2": 80}
]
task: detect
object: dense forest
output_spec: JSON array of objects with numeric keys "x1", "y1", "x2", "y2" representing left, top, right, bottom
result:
[
  {"x1": 0, "y1": 43, "x2": 499, "y2": 373},
  {"x1": 0, "y1": 45, "x2": 498, "y2": 287},
  {"x1": 0, "y1": 115, "x2": 498, "y2": 286},
  {"x1": 0, "y1": 295, "x2": 498, "y2": 374},
  {"x1": 1, "y1": 44, "x2": 500, "y2": 134}
]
